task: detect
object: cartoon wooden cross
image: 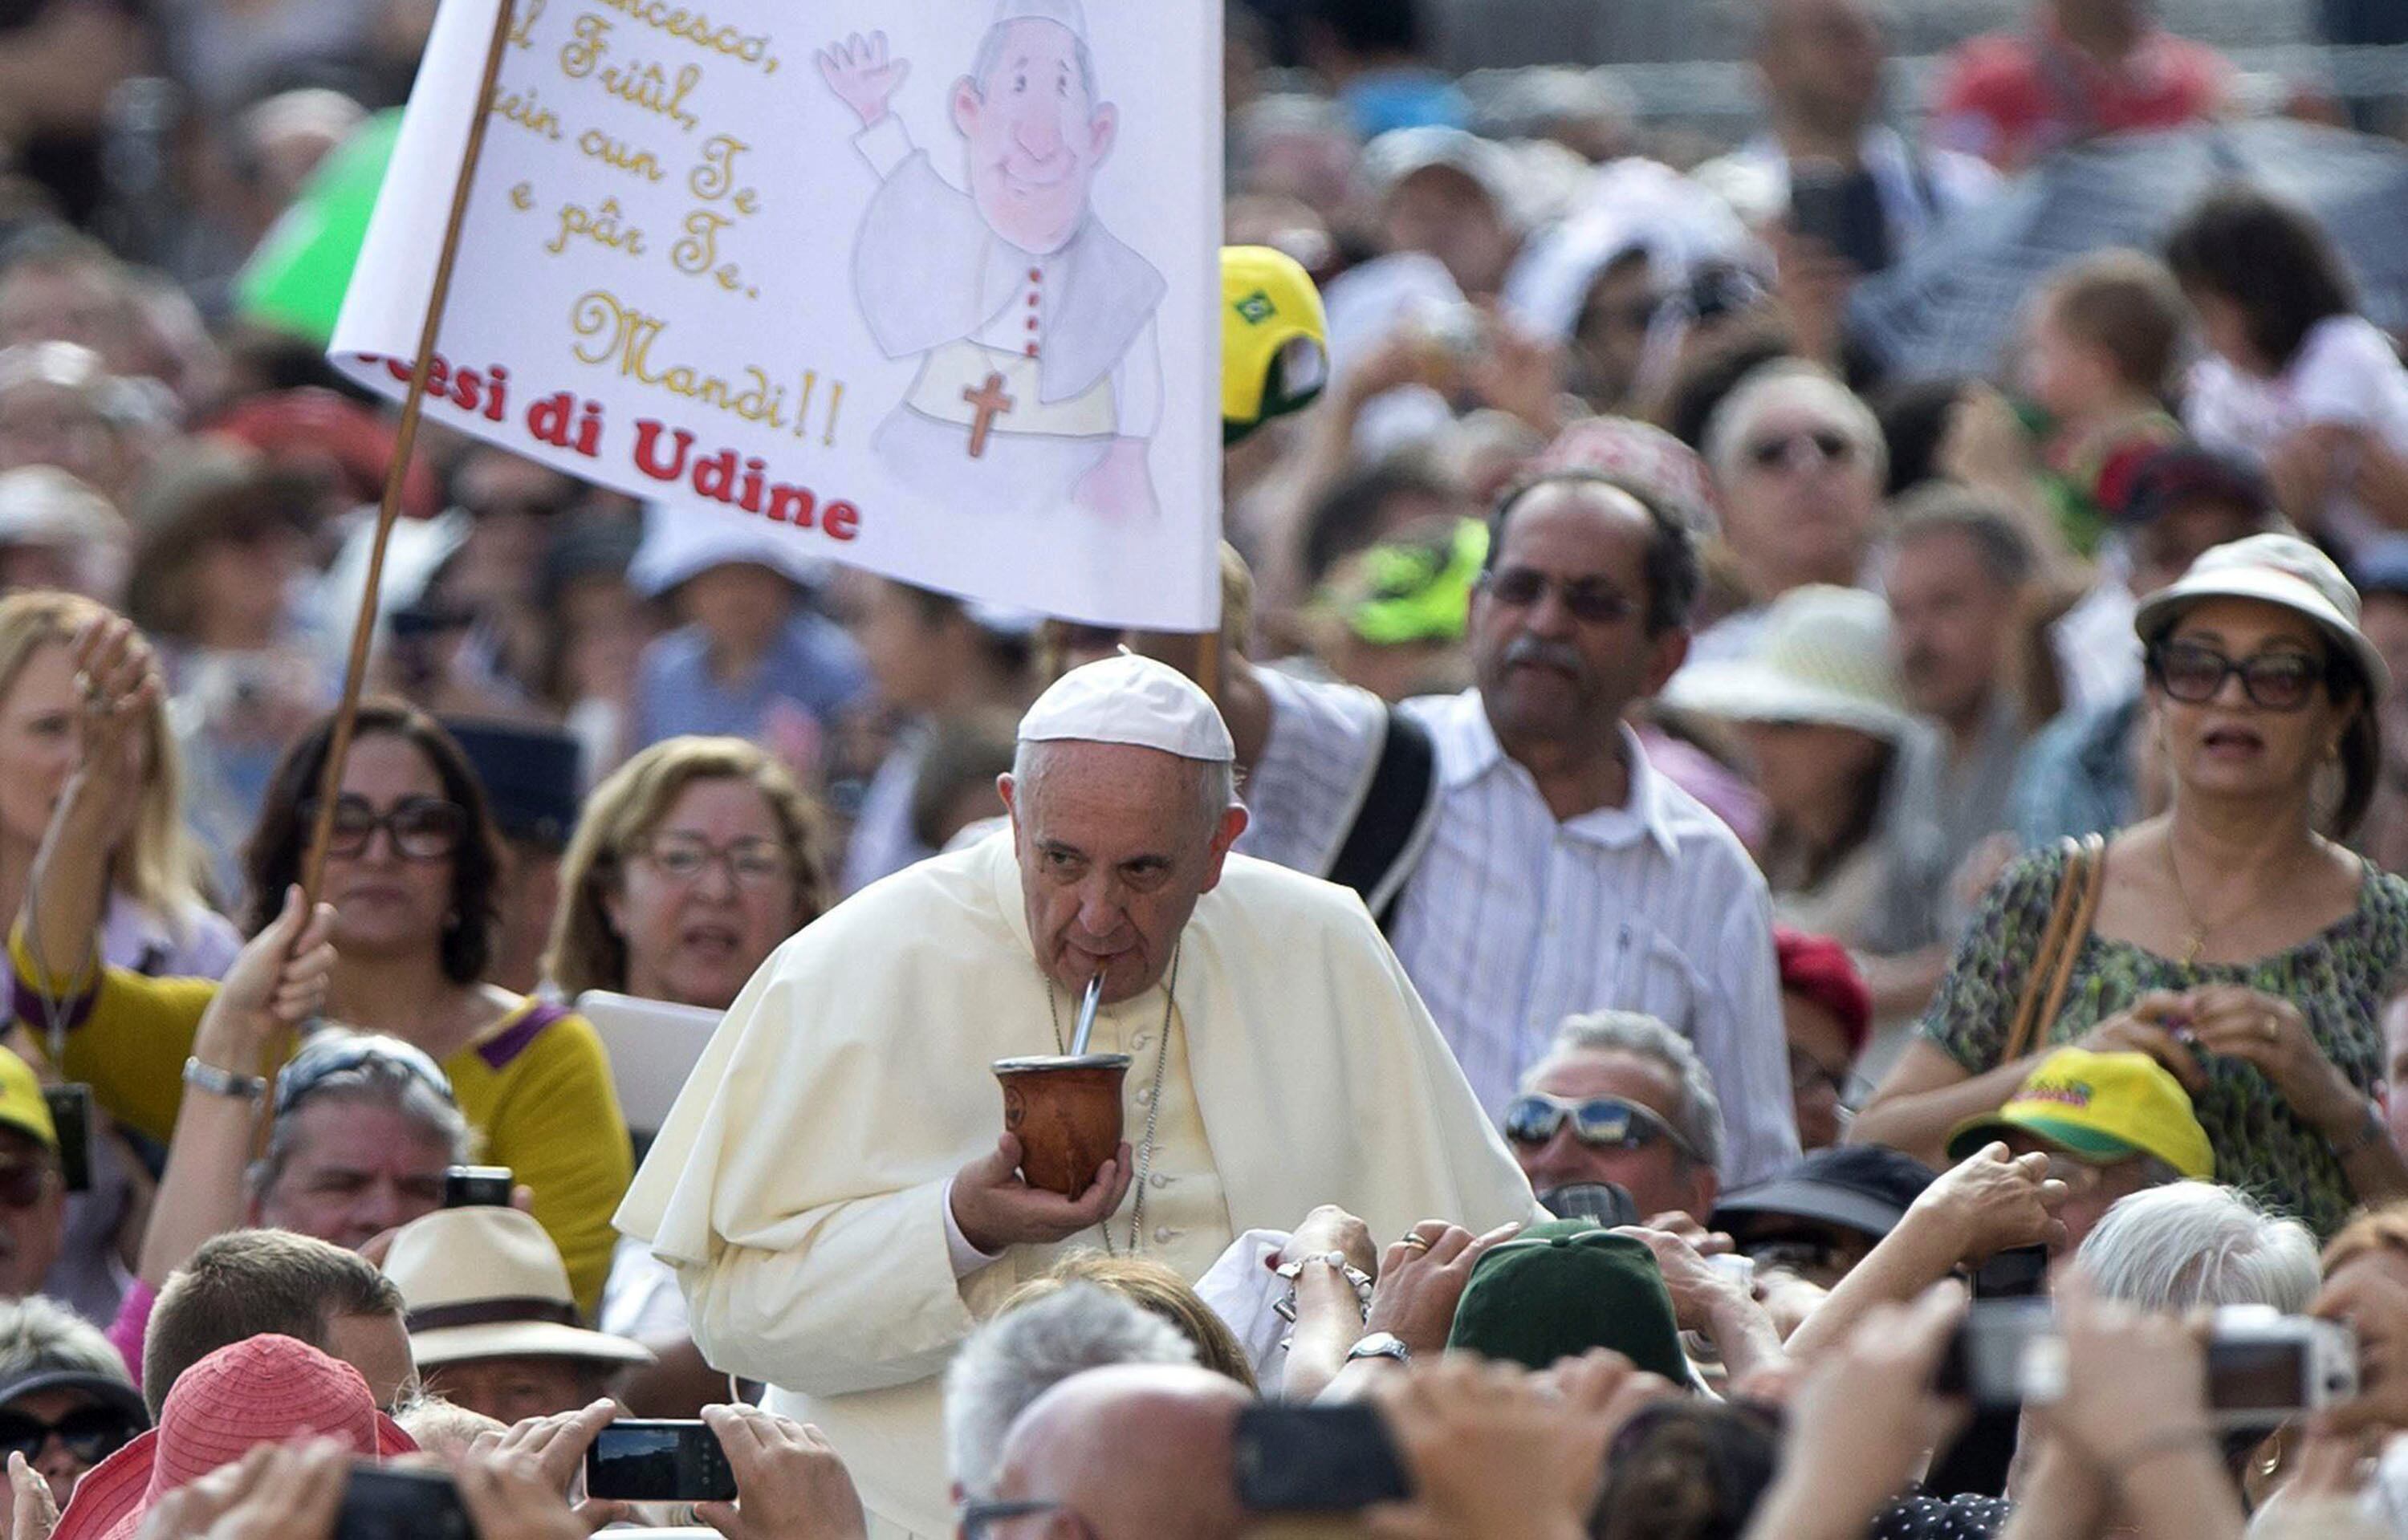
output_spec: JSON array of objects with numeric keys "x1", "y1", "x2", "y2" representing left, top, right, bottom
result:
[{"x1": 962, "y1": 372, "x2": 1015, "y2": 458}]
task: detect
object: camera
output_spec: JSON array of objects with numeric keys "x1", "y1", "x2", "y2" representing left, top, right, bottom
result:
[
  {"x1": 1938, "y1": 1300, "x2": 2358, "y2": 1429},
  {"x1": 1231, "y1": 1404, "x2": 1410, "y2": 1511},
  {"x1": 335, "y1": 1466, "x2": 473, "y2": 1540},
  {"x1": 584, "y1": 1420, "x2": 738, "y2": 1503},
  {"x1": 1538, "y1": 1182, "x2": 1641, "y2": 1229},
  {"x1": 442, "y1": 1166, "x2": 515, "y2": 1209}
]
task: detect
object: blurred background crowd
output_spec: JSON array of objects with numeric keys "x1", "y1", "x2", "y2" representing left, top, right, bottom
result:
[{"x1": 0, "y1": 0, "x2": 2393, "y2": 1537}]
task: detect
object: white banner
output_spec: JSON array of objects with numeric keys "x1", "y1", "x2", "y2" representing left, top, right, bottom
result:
[{"x1": 333, "y1": 0, "x2": 1222, "y2": 628}]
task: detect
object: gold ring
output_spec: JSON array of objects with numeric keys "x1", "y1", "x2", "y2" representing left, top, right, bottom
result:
[{"x1": 1401, "y1": 1233, "x2": 1432, "y2": 1250}]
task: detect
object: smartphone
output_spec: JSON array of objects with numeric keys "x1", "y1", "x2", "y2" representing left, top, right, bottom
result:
[
  {"x1": 584, "y1": 1420, "x2": 738, "y2": 1503},
  {"x1": 1788, "y1": 163, "x2": 1892, "y2": 274},
  {"x1": 43, "y1": 1085, "x2": 92, "y2": 1194},
  {"x1": 1231, "y1": 1404, "x2": 1411, "y2": 1512},
  {"x1": 442, "y1": 1165, "x2": 515, "y2": 1209},
  {"x1": 1933, "y1": 1297, "x2": 2053, "y2": 1409},
  {"x1": 1971, "y1": 1244, "x2": 2052, "y2": 1301},
  {"x1": 1538, "y1": 1182, "x2": 1641, "y2": 1229},
  {"x1": 336, "y1": 1465, "x2": 474, "y2": 1540}
]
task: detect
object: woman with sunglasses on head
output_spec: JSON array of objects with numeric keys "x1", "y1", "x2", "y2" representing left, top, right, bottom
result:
[
  {"x1": 13, "y1": 622, "x2": 631, "y2": 1312},
  {"x1": 1856, "y1": 534, "x2": 2408, "y2": 1237}
]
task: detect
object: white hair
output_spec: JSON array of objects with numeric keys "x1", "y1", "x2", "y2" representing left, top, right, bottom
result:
[
  {"x1": 0, "y1": 1295, "x2": 129, "y2": 1388},
  {"x1": 943, "y1": 1282, "x2": 1196, "y2": 1501},
  {"x1": 1526, "y1": 1010, "x2": 1726, "y2": 1172},
  {"x1": 1010, "y1": 739, "x2": 1238, "y2": 835},
  {"x1": 1702, "y1": 359, "x2": 1888, "y2": 487},
  {"x1": 2076, "y1": 1181, "x2": 2321, "y2": 1314}
]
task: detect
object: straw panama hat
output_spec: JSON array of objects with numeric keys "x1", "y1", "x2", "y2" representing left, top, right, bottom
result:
[
  {"x1": 382, "y1": 1208, "x2": 652, "y2": 1370},
  {"x1": 2133, "y1": 531, "x2": 2391, "y2": 699},
  {"x1": 1663, "y1": 584, "x2": 1917, "y2": 742}
]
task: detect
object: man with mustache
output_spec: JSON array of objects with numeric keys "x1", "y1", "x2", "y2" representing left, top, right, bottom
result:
[
  {"x1": 819, "y1": 1, "x2": 1165, "y2": 522},
  {"x1": 1213, "y1": 465, "x2": 1800, "y2": 1185}
]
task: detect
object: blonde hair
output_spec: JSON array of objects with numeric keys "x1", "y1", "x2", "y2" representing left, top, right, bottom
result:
[
  {"x1": 0, "y1": 591, "x2": 210, "y2": 923},
  {"x1": 544, "y1": 736, "x2": 830, "y2": 999},
  {"x1": 1003, "y1": 1253, "x2": 1259, "y2": 1392}
]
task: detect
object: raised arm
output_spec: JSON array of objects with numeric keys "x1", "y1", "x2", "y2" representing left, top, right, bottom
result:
[
  {"x1": 18, "y1": 615, "x2": 153, "y2": 1007},
  {"x1": 136, "y1": 888, "x2": 336, "y2": 1287}
]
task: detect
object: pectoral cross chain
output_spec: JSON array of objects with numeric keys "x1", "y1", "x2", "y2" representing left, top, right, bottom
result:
[{"x1": 962, "y1": 372, "x2": 1014, "y2": 458}]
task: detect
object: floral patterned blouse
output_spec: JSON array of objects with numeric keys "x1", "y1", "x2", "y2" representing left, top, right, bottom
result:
[{"x1": 1919, "y1": 843, "x2": 2408, "y2": 1238}]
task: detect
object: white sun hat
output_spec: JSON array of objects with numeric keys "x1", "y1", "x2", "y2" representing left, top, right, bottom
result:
[
  {"x1": 1664, "y1": 584, "x2": 1916, "y2": 742},
  {"x1": 2133, "y1": 531, "x2": 2390, "y2": 700}
]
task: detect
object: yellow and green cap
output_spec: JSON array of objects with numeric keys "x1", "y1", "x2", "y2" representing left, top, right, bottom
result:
[
  {"x1": 0, "y1": 1048, "x2": 55, "y2": 1152},
  {"x1": 1222, "y1": 246, "x2": 1328, "y2": 445},
  {"x1": 1945, "y1": 1046, "x2": 2212, "y2": 1180}
]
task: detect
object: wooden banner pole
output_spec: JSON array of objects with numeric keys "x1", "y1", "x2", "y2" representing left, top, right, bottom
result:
[{"x1": 255, "y1": 0, "x2": 520, "y2": 1149}]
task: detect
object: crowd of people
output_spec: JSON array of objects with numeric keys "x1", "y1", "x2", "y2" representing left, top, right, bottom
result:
[{"x1": 0, "y1": 0, "x2": 2401, "y2": 1535}]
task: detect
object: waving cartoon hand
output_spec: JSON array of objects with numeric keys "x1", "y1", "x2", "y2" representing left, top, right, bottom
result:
[{"x1": 816, "y1": 31, "x2": 911, "y2": 128}]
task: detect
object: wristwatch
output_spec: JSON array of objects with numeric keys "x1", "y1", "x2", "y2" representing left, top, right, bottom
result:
[
  {"x1": 1345, "y1": 1331, "x2": 1411, "y2": 1365},
  {"x1": 183, "y1": 1056, "x2": 266, "y2": 1101}
]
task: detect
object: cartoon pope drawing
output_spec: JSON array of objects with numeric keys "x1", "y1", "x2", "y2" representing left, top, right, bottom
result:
[{"x1": 818, "y1": 1, "x2": 1165, "y2": 522}]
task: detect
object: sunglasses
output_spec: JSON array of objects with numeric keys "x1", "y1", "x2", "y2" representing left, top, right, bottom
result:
[
  {"x1": 304, "y1": 795, "x2": 469, "y2": 862},
  {"x1": 1502, "y1": 1093, "x2": 1698, "y2": 1162},
  {"x1": 1480, "y1": 567, "x2": 1636, "y2": 625},
  {"x1": 0, "y1": 1405, "x2": 143, "y2": 1465},
  {"x1": 275, "y1": 1038, "x2": 455, "y2": 1120},
  {"x1": 1744, "y1": 428, "x2": 1855, "y2": 472},
  {"x1": 2146, "y1": 640, "x2": 2334, "y2": 713}
]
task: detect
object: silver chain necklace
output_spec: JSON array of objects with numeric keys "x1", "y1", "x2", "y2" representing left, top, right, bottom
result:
[{"x1": 1047, "y1": 947, "x2": 1179, "y2": 1254}]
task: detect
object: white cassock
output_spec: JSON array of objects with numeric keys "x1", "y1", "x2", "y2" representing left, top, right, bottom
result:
[
  {"x1": 615, "y1": 831, "x2": 1537, "y2": 1538},
  {"x1": 845, "y1": 116, "x2": 1165, "y2": 519}
]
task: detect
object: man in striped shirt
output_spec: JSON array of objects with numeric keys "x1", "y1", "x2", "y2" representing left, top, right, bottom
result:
[{"x1": 1218, "y1": 469, "x2": 1800, "y2": 1184}]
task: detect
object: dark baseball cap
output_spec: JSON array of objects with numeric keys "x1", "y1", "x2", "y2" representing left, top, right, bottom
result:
[
  {"x1": 1712, "y1": 1144, "x2": 1938, "y2": 1244},
  {"x1": 1446, "y1": 1221, "x2": 1686, "y2": 1383}
]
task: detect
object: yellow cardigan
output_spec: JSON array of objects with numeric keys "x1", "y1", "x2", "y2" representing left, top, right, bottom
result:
[{"x1": 10, "y1": 930, "x2": 632, "y2": 1315}]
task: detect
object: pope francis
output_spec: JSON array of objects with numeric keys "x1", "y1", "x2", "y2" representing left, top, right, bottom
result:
[{"x1": 616, "y1": 655, "x2": 1537, "y2": 1537}]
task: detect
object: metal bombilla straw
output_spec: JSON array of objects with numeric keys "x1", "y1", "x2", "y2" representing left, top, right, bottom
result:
[{"x1": 1068, "y1": 972, "x2": 1104, "y2": 1056}]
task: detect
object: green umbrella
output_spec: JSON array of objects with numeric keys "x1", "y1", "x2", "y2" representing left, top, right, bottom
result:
[{"x1": 232, "y1": 110, "x2": 404, "y2": 344}]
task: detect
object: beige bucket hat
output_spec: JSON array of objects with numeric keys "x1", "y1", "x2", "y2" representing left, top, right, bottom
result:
[{"x1": 383, "y1": 1208, "x2": 653, "y2": 1370}]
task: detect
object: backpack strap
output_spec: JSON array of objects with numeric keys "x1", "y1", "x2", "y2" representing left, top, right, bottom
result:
[{"x1": 1323, "y1": 705, "x2": 1443, "y2": 932}]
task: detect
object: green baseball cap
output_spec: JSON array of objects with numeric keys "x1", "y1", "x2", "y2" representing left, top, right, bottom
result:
[{"x1": 1446, "y1": 1221, "x2": 1686, "y2": 1383}]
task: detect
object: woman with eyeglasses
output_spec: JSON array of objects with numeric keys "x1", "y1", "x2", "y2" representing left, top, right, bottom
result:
[
  {"x1": 547, "y1": 736, "x2": 829, "y2": 1010},
  {"x1": 1856, "y1": 534, "x2": 2408, "y2": 1237},
  {"x1": 13, "y1": 635, "x2": 631, "y2": 1313}
]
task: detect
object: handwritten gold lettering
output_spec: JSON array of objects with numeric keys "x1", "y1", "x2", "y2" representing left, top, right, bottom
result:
[
  {"x1": 506, "y1": 0, "x2": 548, "y2": 48},
  {"x1": 595, "y1": 0, "x2": 775, "y2": 67},
  {"x1": 548, "y1": 197, "x2": 647, "y2": 257},
  {"x1": 579, "y1": 128, "x2": 665, "y2": 182},
  {"x1": 568, "y1": 290, "x2": 794, "y2": 429},
  {"x1": 491, "y1": 84, "x2": 563, "y2": 140},
  {"x1": 559, "y1": 13, "x2": 610, "y2": 77}
]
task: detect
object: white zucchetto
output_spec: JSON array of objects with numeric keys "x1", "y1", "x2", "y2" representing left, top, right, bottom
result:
[{"x1": 1017, "y1": 653, "x2": 1235, "y2": 762}]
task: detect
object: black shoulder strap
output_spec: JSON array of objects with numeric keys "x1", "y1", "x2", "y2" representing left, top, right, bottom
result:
[{"x1": 1324, "y1": 706, "x2": 1442, "y2": 932}]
